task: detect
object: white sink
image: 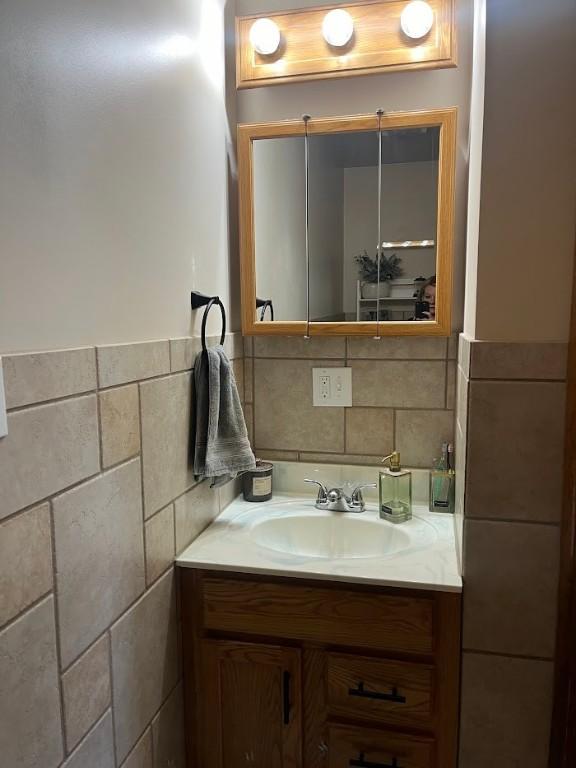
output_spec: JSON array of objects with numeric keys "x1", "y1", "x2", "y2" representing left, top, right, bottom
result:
[
  {"x1": 176, "y1": 491, "x2": 461, "y2": 592},
  {"x1": 251, "y1": 511, "x2": 412, "y2": 559}
]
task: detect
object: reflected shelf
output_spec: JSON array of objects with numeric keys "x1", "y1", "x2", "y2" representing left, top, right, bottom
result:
[{"x1": 380, "y1": 240, "x2": 435, "y2": 249}]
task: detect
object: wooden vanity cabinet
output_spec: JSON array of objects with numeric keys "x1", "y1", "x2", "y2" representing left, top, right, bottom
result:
[{"x1": 180, "y1": 570, "x2": 461, "y2": 768}]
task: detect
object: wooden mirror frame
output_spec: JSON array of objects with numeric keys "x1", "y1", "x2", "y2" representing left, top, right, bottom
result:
[{"x1": 238, "y1": 108, "x2": 457, "y2": 337}]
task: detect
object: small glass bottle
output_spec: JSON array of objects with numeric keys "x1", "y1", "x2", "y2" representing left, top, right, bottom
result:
[
  {"x1": 429, "y1": 442, "x2": 455, "y2": 513},
  {"x1": 379, "y1": 451, "x2": 412, "y2": 523}
]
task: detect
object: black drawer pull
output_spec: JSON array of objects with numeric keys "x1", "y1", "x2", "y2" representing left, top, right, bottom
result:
[
  {"x1": 350, "y1": 752, "x2": 402, "y2": 768},
  {"x1": 283, "y1": 670, "x2": 291, "y2": 725},
  {"x1": 348, "y1": 681, "x2": 406, "y2": 704}
]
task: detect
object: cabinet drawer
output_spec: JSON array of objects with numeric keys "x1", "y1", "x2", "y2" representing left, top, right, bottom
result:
[
  {"x1": 201, "y1": 577, "x2": 434, "y2": 655},
  {"x1": 327, "y1": 653, "x2": 434, "y2": 727},
  {"x1": 328, "y1": 724, "x2": 434, "y2": 768}
]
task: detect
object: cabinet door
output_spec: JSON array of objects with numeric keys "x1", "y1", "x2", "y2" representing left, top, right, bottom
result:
[{"x1": 200, "y1": 639, "x2": 302, "y2": 768}]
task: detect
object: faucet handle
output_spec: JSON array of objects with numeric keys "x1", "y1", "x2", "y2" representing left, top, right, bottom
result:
[
  {"x1": 304, "y1": 478, "x2": 328, "y2": 502},
  {"x1": 351, "y1": 483, "x2": 377, "y2": 504}
]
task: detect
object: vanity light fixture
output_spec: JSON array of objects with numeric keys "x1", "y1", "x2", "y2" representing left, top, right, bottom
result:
[
  {"x1": 322, "y1": 9, "x2": 354, "y2": 47},
  {"x1": 400, "y1": 1, "x2": 435, "y2": 39},
  {"x1": 249, "y1": 18, "x2": 281, "y2": 55}
]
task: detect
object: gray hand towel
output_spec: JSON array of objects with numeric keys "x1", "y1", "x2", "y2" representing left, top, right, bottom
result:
[{"x1": 193, "y1": 344, "x2": 256, "y2": 485}]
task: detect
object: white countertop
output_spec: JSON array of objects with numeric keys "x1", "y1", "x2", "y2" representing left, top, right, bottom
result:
[{"x1": 176, "y1": 493, "x2": 462, "y2": 593}]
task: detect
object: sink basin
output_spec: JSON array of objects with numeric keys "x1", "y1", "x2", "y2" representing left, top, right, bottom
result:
[{"x1": 250, "y1": 511, "x2": 412, "y2": 559}]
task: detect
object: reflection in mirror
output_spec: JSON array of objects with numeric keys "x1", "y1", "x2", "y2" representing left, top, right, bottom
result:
[
  {"x1": 253, "y1": 137, "x2": 307, "y2": 321},
  {"x1": 252, "y1": 126, "x2": 440, "y2": 324},
  {"x1": 310, "y1": 126, "x2": 440, "y2": 322}
]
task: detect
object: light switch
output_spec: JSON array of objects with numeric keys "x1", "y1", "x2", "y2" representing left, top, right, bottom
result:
[
  {"x1": 0, "y1": 358, "x2": 7, "y2": 438},
  {"x1": 312, "y1": 367, "x2": 352, "y2": 407}
]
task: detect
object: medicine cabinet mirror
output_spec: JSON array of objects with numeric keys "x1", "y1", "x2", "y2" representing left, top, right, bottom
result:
[{"x1": 238, "y1": 109, "x2": 456, "y2": 336}]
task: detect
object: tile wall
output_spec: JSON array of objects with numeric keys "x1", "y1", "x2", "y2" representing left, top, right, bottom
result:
[
  {"x1": 457, "y1": 336, "x2": 567, "y2": 768},
  {"x1": 243, "y1": 334, "x2": 458, "y2": 469},
  {"x1": 0, "y1": 334, "x2": 243, "y2": 768}
]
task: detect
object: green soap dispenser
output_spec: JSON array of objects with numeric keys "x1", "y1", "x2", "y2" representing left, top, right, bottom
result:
[{"x1": 379, "y1": 451, "x2": 412, "y2": 524}]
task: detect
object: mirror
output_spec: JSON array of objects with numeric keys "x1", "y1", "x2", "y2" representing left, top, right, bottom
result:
[{"x1": 240, "y1": 110, "x2": 456, "y2": 336}]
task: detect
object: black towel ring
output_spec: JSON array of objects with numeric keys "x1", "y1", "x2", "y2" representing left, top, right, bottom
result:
[
  {"x1": 256, "y1": 297, "x2": 274, "y2": 321},
  {"x1": 191, "y1": 291, "x2": 226, "y2": 351}
]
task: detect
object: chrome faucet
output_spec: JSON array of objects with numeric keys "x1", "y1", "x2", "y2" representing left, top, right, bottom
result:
[{"x1": 304, "y1": 479, "x2": 377, "y2": 513}]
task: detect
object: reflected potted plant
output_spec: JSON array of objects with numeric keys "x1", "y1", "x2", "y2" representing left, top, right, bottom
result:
[{"x1": 354, "y1": 250, "x2": 404, "y2": 299}]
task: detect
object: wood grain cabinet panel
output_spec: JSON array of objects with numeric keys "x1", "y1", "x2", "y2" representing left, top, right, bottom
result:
[
  {"x1": 201, "y1": 577, "x2": 434, "y2": 655},
  {"x1": 181, "y1": 570, "x2": 460, "y2": 768},
  {"x1": 200, "y1": 640, "x2": 302, "y2": 768},
  {"x1": 327, "y1": 724, "x2": 435, "y2": 768},
  {"x1": 326, "y1": 653, "x2": 434, "y2": 727}
]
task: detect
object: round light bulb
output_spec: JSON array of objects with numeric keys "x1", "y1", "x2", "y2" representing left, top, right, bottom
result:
[
  {"x1": 400, "y1": 1, "x2": 434, "y2": 39},
  {"x1": 249, "y1": 18, "x2": 281, "y2": 55},
  {"x1": 322, "y1": 9, "x2": 354, "y2": 47}
]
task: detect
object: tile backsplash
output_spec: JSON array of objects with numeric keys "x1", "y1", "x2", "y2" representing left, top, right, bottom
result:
[
  {"x1": 244, "y1": 334, "x2": 457, "y2": 469},
  {"x1": 0, "y1": 334, "x2": 243, "y2": 768}
]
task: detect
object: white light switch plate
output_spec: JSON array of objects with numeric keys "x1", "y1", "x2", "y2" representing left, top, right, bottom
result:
[
  {"x1": 0, "y1": 358, "x2": 8, "y2": 438},
  {"x1": 312, "y1": 367, "x2": 352, "y2": 407}
]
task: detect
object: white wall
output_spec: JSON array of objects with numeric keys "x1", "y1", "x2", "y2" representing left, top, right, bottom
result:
[
  {"x1": 253, "y1": 138, "x2": 307, "y2": 321},
  {"x1": 236, "y1": 0, "x2": 473, "y2": 332},
  {"x1": 0, "y1": 0, "x2": 235, "y2": 353},
  {"x1": 343, "y1": 163, "x2": 438, "y2": 314},
  {"x1": 471, "y1": 0, "x2": 576, "y2": 342}
]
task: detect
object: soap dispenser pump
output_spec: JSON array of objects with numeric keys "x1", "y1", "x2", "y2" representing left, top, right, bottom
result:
[{"x1": 379, "y1": 451, "x2": 412, "y2": 524}]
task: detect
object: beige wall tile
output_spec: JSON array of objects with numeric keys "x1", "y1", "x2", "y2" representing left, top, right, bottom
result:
[
  {"x1": 254, "y1": 359, "x2": 345, "y2": 452},
  {"x1": 299, "y1": 452, "x2": 383, "y2": 466},
  {"x1": 347, "y1": 337, "x2": 447, "y2": 360},
  {"x1": 0, "y1": 395, "x2": 100, "y2": 520},
  {"x1": 254, "y1": 449, "x2": 299, "y2": 461},
  {"x1": 62, "y1": 635, "x2": 111, "y2": 751},
  {"x1": 99, "y1": 384, "x2": 140, "y2": 469},
  {"x1": 463, "y1": 520, "x2": 559, "y2": 658},
  {"x1": 145, "y1": 504, "x2": 175, "y2": 585},
  {"x1": 446, "y1": 360, "x2": 456, "y2": 409},
  {"x1": 222, "y1": 332, "x2": 244, "y2": 360},
  {"x1": 174, "y1": 481, "x2": 220, "y2": 555},
  {"x1": 62, "y1": 711, "x2": 114, "y2": 768},
  {"x1": 3, "y1": 347, "x2": 96, "y2": 409},
  {"x1": 169, "y1": 337, "x2": 201, "y2": 373},
  {"x1": 243, "y1": 336, "x2": 253, "y2": 357},
  {"x1": 243, "y1": 402, "x2": 254, "y2": 445},
  {"x1": 233, "y1": 357, "x2": 244, "y2": 403},
  {"x1": 0, "y1": 597, "x2": 63, "y2": 768},
  {"x1": 395, "y1": 410, "x2": 455, "y2": 468},
  {"x1": 345, "y1": 408, "x2": 393, "y2": 456},
  {"x1": 466, "y1": 381, "x2": 565, "y2": 522},
  {"x1": 254, "y1": 336, "x2": 345, "y2": 358},
  {"x1": 152, "y1": 683, "x2": 186, "y2": 768},
  {"x1": 351, "y1": 361, "x2": 446, "y2": 408},
  {"x1": 244, "y1": 358, "x2": 253, "y2": 403},
  {"x1": 120, "y1": 728, "x2": 153, "y2": 768},
  {"x1": 140, "y1": 372, "x2": 195, "y2": 518},
  {"x1": 458, "y1": 333, "x2": 471, "y2": 378},
  {"x1": 456, "y1": 364, "x2": 469, "y2": 439},
  {"x1": 53, "y1": 459, "x2": 145, "y2": 667},
  {"x1": 110, "y1": 570, "x2": 178, "y2": 764},
  {"x1": 469, "y1": 341, "x2": 568, "y2": 380},
  {"x1": 97, "y1": 341, "x2": 170, "y2": 388},
  {"x1": 459, "y1": 653, "x2": 553, "y2": 768},
  {"x1": 454, "y1": 422, "x2": 465, "y2": 572},
  {"x1": 0, "y1": 503, "x2": 52, "y2": 627},
  {"x1": 447, "y1": 332, "x2": 459, "y2": 360},
  {"x1": 219, "y1": 477, "x2": 242, "y2": 511}
]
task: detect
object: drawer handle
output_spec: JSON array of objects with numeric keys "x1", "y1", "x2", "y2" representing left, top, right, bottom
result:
[
  {"x1": 350, "y1": 752, "x2": 402, "y2": 768},
  {"x1": 283, "y1": 670, "x2": 291, "y2": 725},
  {"x1": 348, "y1": 681, "x2": 406, "y2": 704}
]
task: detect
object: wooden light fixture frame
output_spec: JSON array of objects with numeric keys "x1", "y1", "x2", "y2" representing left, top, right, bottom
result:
[{"x1": 236, "y1": 0, "x2": 457, "y2": 90}]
